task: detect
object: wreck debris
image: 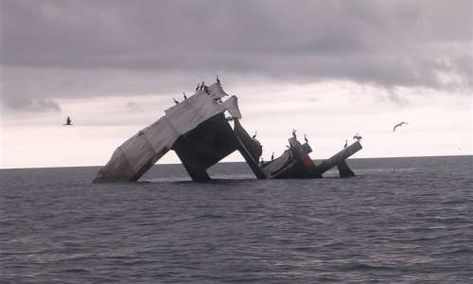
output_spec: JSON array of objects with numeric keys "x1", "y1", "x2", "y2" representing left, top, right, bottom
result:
[
  {"x1": 316, "y1": 141, "x2": 362, "y2": 177},
  {"x1": 93, "y1": 81, "x2": 362, "y2": 182}
]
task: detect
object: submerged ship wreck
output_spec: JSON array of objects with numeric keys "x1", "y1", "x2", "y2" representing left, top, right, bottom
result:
[{"x1": 94, "y1": 81, "x2": 362, "y2": 183}]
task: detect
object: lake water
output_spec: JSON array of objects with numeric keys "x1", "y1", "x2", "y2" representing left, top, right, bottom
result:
[{"x1": 1, "y1": 156, "x2": 472, "y2": 283}]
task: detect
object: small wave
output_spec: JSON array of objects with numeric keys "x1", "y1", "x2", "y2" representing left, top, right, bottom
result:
[
  {"x1": 61, "y1": 268, "x2": 91, "y2": 273},
  {"x1": 341, "y1": 262, "x2": 396, "y2": 271},
  {"x1": 140, "y1": 177, "x2": 191, "y2": 183},
  {"x1": 194, "y1": 213, "x2": 226, "y2": 219},
  {"x1": 442, "y1": 199, "x2": 467, "y2": 205},
  {"x1": 433, "y1": 247, "x2": 473, "y2": 256},
  {"x1": 321, "y1": 240, "x2": 347, "y2": 248}
]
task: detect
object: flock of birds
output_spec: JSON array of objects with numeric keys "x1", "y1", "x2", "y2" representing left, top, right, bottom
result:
[
  {"x1": 256, "y1": 121, "x2": 409, "y2": 163},
  {"x1": 173, "y1": 76, "x2": 222, "y2": 105},
  {"x1": 61, "y1": 75, "x2": 410, "y2": 154},
  {"x1": 63, "y1": 108, "x2": 410, "y2": 163},
  {"x1": 252, "y1": 121, "x2": 409, "y2": 156},
  {"x1": 62, "y1": 86, "x2": 414, "y2": 165},
  {"x1": 62, "y1": 117, "x2": 409, "y2": 151}
]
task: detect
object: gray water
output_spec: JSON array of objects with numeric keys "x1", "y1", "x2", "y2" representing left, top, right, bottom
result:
[{"x1": 1, "y1": 156, "x2": 472, "y2": 283}]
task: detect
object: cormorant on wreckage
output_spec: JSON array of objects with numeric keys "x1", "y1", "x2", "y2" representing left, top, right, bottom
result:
[
  {"x1": 353, "y1": 133, "x2": 362, "y2": 141},
  {"x1": 64, "y1": 116, "x2": 72, "y2": 126},
  {"x1": 93, "y1": 79, "x2": 363, "y2": 183}
]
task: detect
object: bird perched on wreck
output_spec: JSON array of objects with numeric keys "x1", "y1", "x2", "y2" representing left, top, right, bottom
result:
[
  {"x1": 393, "y1": 122, "x2": 408, "y2": 132},
  {"x1": 353, "y1": 133, "x2": 363, "y2": 141},
  {"x1": 252, "y1": 131, "x2": 257, "y2": 139},
  {"x1": 173, "y1": 98, "x2": 179, "y2": 104},
  {"x1": 183, "y1": 92, "x2": 187, "y2": 99},
  {"x1": 216, "y1": 75, "x2": 221, "y2": 85},
  {"x1": 63, "y1": 116, "x2": 73, "y2": 126},
  {"x1": 292, "y1": 129, "x2": 297, "y2": 139},
  {"x1": 344, "y1": 140, "x2": 348, "y2": 148},
  {"x1": 271, "y1": 152, "x2": 275, "y2": 161},
  {"x1": 304, "y1": 134, "x2": 309, "y2": 143}
]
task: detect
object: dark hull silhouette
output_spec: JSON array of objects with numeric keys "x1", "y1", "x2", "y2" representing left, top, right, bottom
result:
[
  {"x1": 261, "y1": 138, "x2": 362, "y2": 179},
  {"x1": 94, "y1": 83, "x2": 362, "y2": 182}
]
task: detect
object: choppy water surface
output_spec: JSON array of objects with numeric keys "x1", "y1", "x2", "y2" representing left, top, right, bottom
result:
[{"x1": 1, "y1": 156, "x2": 472, "y2": 283}]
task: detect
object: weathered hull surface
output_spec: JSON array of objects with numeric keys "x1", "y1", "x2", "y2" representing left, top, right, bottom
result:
[{"x1": 94, "y1": 83, "x2": 263, "y2": 183}]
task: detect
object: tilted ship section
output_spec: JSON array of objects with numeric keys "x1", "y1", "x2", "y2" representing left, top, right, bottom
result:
[{"x1": 94, "y1": 82, "x2": 362, "y2": 182}]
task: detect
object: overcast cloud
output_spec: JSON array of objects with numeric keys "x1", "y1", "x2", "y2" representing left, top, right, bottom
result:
[{"x1": 1, "y1": 0, "x2": 472, "y2": 112}]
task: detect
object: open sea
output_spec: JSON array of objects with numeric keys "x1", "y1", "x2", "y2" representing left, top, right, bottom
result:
[{"x1": 1, "y1": 156, "x2": 472, "y2": 283}]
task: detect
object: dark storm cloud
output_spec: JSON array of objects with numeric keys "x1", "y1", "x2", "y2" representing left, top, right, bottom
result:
[{"x1": 1, "y1": 0, "x2": 471, "y2": 111}]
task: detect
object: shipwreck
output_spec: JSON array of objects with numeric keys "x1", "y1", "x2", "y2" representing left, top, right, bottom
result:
[{"x1": 93, "y1": 81, "x2": 362, "y2": 183}]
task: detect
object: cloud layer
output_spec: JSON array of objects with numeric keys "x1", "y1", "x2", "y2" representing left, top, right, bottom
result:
[{"x1": 1, "y1": 0, "x2": 472, "y2": 112}]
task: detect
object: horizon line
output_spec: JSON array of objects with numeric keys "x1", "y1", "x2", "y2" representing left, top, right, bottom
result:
[{"x1": 1, "y1": 153, "x2": 471, "y2": 171}]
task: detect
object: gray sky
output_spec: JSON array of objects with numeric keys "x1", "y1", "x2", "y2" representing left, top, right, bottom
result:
[
  {"x1": 2, "y1": 0, "x2": 471, "y2": 111},
  {"x1": 0, "y1": 0, "x2": 472, "y2": 168}
]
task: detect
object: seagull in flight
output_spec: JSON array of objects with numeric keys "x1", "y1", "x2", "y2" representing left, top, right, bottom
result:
[{"x1": 393, "y1": 122, "x2": 408, "y2": 132}]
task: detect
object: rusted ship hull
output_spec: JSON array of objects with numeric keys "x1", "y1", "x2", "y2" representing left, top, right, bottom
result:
[
  {"x1": 261, "y1": 142, "x2": 362, "y2": 179},
  {"x1": 261, "y1": 139, "x2": 362, "y2": 179},
  {"x1": 260, "y1": 137, "x2": 322, "y2": 179}
]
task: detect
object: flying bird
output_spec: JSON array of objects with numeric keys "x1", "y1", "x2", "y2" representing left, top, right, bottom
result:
[{"x1": 393, "y1": 122, "x2": 408, "y2": 132}]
